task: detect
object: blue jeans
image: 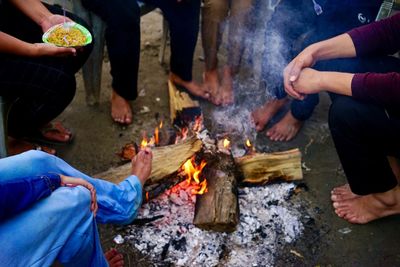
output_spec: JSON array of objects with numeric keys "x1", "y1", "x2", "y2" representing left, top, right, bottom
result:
[
  {"x1": 0, "y1": 185, "x2": 107, "y2": 266},
  {"x1": 0, "y1": 150, "x2": 143, "y2": 224},
  {"x1": 0, "y1": 150, "x2": 144, "y2": 265}
]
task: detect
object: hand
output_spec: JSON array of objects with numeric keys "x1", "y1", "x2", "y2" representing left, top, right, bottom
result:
[
  {"x1": 60, "y1": 174, "x2": 98, "y2": 217},
  {"x1": 32, "y1": 43, "x2": 76, "y2": 57},
  {"x1": 283, "y1": 47, "x2": 317, "y2": 100},
  {"x1": 291, "y1": 68, "x2": 323, "y2": 95},
  {"x1": 40, "y1": 15, "x2": 72, "y2": 33}
]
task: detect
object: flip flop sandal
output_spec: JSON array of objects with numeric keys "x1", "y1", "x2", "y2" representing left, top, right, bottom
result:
[{"x1": 27, "y1": 121, "x2": 74, "y2": 145}]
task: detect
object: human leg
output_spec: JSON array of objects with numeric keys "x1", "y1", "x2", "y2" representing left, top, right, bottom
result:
[
  {"x1": 252, "y1": 0, "x2": 315, "y2": 133},
  {"x1": 149, "y1": 0, "x2": 210, "y2": 100},
  {"x1": 0, "y1": 150, "x2": 147, "y2": 224},
  {"x1": 82, "y1": 0, "x2": 141, "y2": 124},
  {"x1": 328, "y1": 96, "x2": 400, "y2": 223},
  {"x1": 201, "y1": 0, "x2": 229, "y2": 105},
  {"x1": 0, "y1": 186, "x2": 108, "y2": 266}
]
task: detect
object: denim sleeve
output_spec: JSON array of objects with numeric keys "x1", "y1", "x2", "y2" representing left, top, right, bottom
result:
[{"x1": 0, "y1": 173, "x2": 61, "y2": 221}]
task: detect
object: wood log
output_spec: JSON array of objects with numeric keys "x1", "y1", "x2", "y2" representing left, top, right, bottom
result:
[
  {"x1": 235, "y1": 148, "x2": 303, "y2": 185},
  {"x1": 168, "y1": 80, "x2": 201, "y2": 127},
  {"x1": 96, "y1": 136, "x2": 203, "y2": 186},
  {"x1": 193, "y1": 152, "x2": 239, "y2": 233}
]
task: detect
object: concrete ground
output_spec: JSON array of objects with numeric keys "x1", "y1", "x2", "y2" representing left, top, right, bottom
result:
[{"x1": 55, "y1": 10, "x2": 400, "y2": 267}]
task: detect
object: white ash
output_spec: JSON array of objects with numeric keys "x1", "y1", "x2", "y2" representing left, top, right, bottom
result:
[{"x1": 122, "y1": 182, "x2": 304, "y2": 266}]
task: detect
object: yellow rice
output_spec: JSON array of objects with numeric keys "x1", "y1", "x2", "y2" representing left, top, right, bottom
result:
[{"x1": 47, "y1": 26, "x2": 87, "y2": 47}]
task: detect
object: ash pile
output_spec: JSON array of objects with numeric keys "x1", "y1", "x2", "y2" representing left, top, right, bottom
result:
[{"x1": 115, "y1": 181, "x2": 307, "y2": 266}]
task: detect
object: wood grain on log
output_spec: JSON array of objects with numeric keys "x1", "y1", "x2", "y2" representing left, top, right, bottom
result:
[
  {"x1": 235, "y1": 149, "x2": 302, "y2": 185},
  {"x1": 168, "y1": 80, "x2": 201, "y2": 126},
  {"x1": 193, "y1": 152, "x2": 239, "y2": 232},
  {"x1": 96, "y1": 136, "x2": 203, "y2": 185}
]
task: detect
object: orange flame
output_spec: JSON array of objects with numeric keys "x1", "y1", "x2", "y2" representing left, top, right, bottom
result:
[
  {"x1": 246, "y1": 139, "x2": 252, "y2": 147},
  {"x1": 182, "y1": 157, "x2": 208, "y2": 195},
  {"x1": 223, "y1": 138, "x2": 230, "y2": 148},
  {"x1": 141, "y1": 136, "x2": 148, "y2": 149},
  {"x1": 155, "y1": 127, "x2": 159, "y2": 145},
  {"x1": 193, "y1": 116, "x2": 203, "y2": 132},
  {"x1": 159, "y1": 120, "x2": 163, "y2": 129},
  {"x1": 146, "y1": 192, "x2": 149, "y2": 202}
]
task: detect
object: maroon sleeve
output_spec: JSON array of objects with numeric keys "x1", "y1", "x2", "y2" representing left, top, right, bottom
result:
[
  {"x1": 348, "y1": 13, "x2": 400, "y2": 56},
  {"x1": 351, "y1": 73, "x2": 400, "y2": 109}
]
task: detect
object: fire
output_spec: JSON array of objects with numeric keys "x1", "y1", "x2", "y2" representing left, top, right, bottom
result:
[
  {"x1": 141, "y1": 136, "x2": 148, "y2": 149},
  {"x1": 246, "y1": 139, "x2": 251, "y2": 147},
  {"x1": 159, "y1": 120, "x2": 163, "y2": 129},
  {"x1": 182, "y1": 157, "x2": 208, "y2": 195},
  {"x1": 193, "y1": 116, "x2": 203, "y2": 132},
  {"x1": 155, "y1": 127, "x2": 159, "y2": 145},
  {"x1": 223, "y1": 138, "x2": 230, "y2": 148}
]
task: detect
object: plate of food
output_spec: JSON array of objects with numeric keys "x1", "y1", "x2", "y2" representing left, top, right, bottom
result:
[{"x1": 42, "y1": 22, "x2": 92, "y2": 47}]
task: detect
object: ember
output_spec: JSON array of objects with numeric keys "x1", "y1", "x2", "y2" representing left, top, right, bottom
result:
[{"x1": 223, "y1": 138, "x2": 230, "y2": 148}]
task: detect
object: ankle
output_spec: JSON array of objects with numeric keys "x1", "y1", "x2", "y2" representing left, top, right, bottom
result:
[{"x1": 374, "y1": 187, "x2": 400, "y2": 207}]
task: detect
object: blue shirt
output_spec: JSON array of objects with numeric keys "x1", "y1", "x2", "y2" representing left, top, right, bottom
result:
[{"x1": 0, "y1": 173, "x2": 61, "y2": 221}]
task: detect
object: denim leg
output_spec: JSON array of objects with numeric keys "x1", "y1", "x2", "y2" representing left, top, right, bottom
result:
[
  {"x1": 290, "y1": 94, "x2": 320, "y2": 121},
  {"x1": 0, "y1": 151, "x2": 143, "y2": 225},
  {"x1": 0, "y1": 187, "x2": 107, "y2": 266}
]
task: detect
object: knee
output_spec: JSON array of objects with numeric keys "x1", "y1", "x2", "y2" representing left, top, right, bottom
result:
[
  {"x1": 202, "y1": 0, "x2": 229, "y2": 21},
  {"x1": 62, "y1": 187, "x2": 92, "y2": 211},
  {"x1": 22, "y1": 150, "x2": 55, "y2": 166},
  {"x1": 328, "y1": 96, "x2": 363, "y2": 133}
]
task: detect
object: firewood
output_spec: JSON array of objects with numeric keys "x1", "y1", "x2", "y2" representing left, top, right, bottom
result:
[
  {"x1": 193, "y1": 152, "x2": 240, "y2": 233},
  {"x1": 168, "y1": 80, "x2": 201, "y2": 127},
  {"x1": 235, "y1": 149, "x2": 303, "y2": 185},
  {"x1": 96, "y1": 136, "x2": 203, "y2": 186}
]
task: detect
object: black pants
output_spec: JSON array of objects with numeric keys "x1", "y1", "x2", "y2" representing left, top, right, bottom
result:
[
  {"x1": 81, "y1": 0, "x2": 201, "y2": 100},
  {"x1": 326, "y1": 57, "x2": 400, "y2": 195},
  {"x1": 0, "y1": 3, "x2": 93, "y2": 138}
]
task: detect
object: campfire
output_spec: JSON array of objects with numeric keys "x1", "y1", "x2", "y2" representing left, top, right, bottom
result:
[{"x1": 102, "y1": 80, "x2": 307, "y2": 265}]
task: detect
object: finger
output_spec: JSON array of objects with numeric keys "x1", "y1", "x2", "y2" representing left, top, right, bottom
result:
[{"x1": 289, "y1": 59, "x2": 304, "y2": 82}]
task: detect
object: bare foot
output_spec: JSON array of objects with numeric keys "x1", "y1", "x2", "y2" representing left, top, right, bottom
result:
[
  {"x1": 111, "y1": 90, "x2": 133, "y2": 125},
  {"x1": 251, "y1": 98, "x2": 288, "y2": 132},
  {"x1": 331, "y1": 184, "x2": 360, "y2": 202},
  {"x1": 169, "y1": 72, "x2": 210, "y2": 100},
  {"x1": 333, "y1": 186, "x2": 400, "y2": 224},
  {"x1": 219, "y1": 66, "x2": 234, "y2": 106},
  {"x1": 131, "y1": 147, "x2": 153, "y2": 185},
  {"x1": 105, "y1": 248, "x2": 124, "y2": 267},
  {"x1": 203, "y1": 70, "x2": 221, "y2": 105},
  {"x1": 267, "y1": 110, "x2": 303, "y2": 141},
  {"x1": 8, "y1": 138, "x2": 56, "y2": 155}
]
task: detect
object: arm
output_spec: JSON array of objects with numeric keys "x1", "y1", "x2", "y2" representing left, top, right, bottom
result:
[
  {"x1": 0, "y1": 0, "x2": 76, "y2": 56},
  {"x1": 283, "y1": 33, "x2": 356, "y2": 99},
  {"x1": 0, "y1": 173, "x2": 61, "y2": 221},
  {"x1": 349, "y1": 13, "x2": 400, "y2": 57},
  {"x1": 292, "y1": 68, "x2": 400, "y2": 109},
  {"x1": 0, "y1": 174, "x2": 98, "y2": 221}
]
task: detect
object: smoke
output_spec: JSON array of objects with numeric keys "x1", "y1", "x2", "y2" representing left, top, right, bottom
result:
[{"x1": 207, "y1": 0, "x2": 312, "y2": 141}]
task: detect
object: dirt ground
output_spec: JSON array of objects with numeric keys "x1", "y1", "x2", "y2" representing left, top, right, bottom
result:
[{"x1": 55, "y1": 10, "x2": 400, "y2": 267}]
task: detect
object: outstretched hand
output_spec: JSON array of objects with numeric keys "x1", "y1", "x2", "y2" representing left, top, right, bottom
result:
[
  {"x1": 283, "y1": 48, "x2": 317, "y2": 100},
  {"x1": 32, "y1": 43, "x2": 76, "y2": 57},
  {"x1": 60, "y1": 174, "x2": 98, "y2": 217},
  {"x1": 40, "y1": 14, "x2": 72, "y2": 33}
]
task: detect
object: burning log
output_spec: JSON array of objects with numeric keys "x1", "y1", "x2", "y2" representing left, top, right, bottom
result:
[
  {"x1": 193, "y1": 151, "x2": 240, "y2": 233},
  {"x1": 96, "y1": 136, "x2": 203, "y2": 188},
  {"x1": 168, "y1": 80, "x2": 201, "y2": 127},
  {"x1": 235, "y1": 149, "x2": 303, "y2": 185}
]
